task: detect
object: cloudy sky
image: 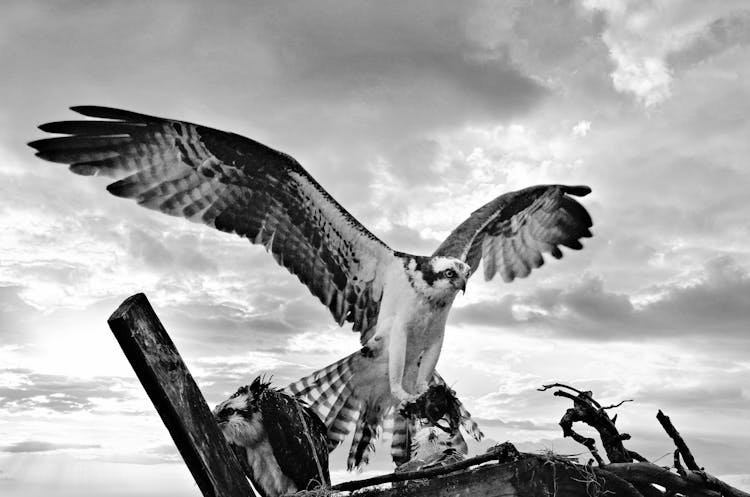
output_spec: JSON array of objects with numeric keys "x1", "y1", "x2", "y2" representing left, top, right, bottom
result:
[{"x1": 2, "y1": 0, "x2": 750, "y2": 495}]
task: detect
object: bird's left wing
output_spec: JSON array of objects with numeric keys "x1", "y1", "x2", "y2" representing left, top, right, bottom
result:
[
  {"x1": 260, "y1": 388, "x2": 330, "y2": 491},
  {"x1": 433, "y1": 185, "x2": 592, "y2": 282},
  {"x1": 29, "y1": 106, "x2": 393, "y2": 334}
]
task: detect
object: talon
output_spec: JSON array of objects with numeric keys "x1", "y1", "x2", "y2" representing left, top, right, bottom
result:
[
  {"x1": 397, "y1": 396, "x2": 419, "y2": 413},
  {"x1": 392, "y1": 385, "x2": 419, "y2": 413},
  {"x1": 415, "y1": 381, "x2": 430, "y2": 396}
]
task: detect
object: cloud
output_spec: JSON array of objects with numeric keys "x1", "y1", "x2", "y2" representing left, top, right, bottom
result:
[
  {"x1": 582, "y1": 0, "x2": 750, "y2": 106},
  {"x1": 572, "y1": 121, "x2": 592, "y2": 137},
  {"x1": 472, "y1": 417, "x2": 557, "y2": 432},
  {"x1": 0, "y1": 286, "x2": 38, "y2": 344},
  {"x1": 96, "y1": 444, "x2": 183, "y2": 465},
  {"x1": 451, "y1": 255, "x2": 750, "y2": 344},
  {"x1": 158, "y1": 293, "x2": 335, "y2": 358},
  {"x1": 449, "y1": 295, "x2": 525, "y2": 329},
  {"x1": 0, "y1": 440, "x2": 100, "y2": 453},
  {"x1": 0, "y1": 369, "x2": 137, "y2": 414},
  {"x1": 668, "y1": 10, "x2": 750, "y2": 69},
  {"x1": 634, "y1": 383, "x2": 750, "y2": 412},
  {"x1": 384, "y1": 138, "x2": 442, "y2": 185},
  {"x1": 378, "y1": 223, "x2": 443, "y2": 255},
  {"x1": 3, "y1": 2, "x2": 549, "y2": 210},
  {"x1": 230, "y1": 1, "x2": 549, "y2": 134},
  {"x1": 126, "y1": 228, "x2": 219, "y2": 274}
]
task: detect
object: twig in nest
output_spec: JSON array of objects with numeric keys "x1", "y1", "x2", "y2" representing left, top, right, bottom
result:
[
  {"x1": 329, "y1": 442, "x2": 521, "y2": 493},
  {"x1": 628, "y1": 450, "x2": 648, "y2": 463}
]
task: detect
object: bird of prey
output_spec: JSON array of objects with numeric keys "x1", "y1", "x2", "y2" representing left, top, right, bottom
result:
[
  {"x1": 213, "y1": 377, "x2": 329, "y2": 497},
  {"x1": 30, "y1": 105, "x2": 593, "y2": 467}
]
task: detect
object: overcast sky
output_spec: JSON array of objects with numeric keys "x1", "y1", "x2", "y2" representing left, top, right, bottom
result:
[{"x1": 2, "y1": 1, "x2": 750, "y2": 495}]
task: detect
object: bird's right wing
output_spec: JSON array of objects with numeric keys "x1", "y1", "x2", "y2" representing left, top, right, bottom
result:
[{"x1": 29, "y1": 106, "x2": 394, "y2": 335}]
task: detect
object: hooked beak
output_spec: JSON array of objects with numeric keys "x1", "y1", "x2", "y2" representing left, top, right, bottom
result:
[{"x1": 457, "y1": 277, "x2": 467, "y2": 294}]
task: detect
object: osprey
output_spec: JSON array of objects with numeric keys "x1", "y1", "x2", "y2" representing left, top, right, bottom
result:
[
  {"x1": 213, "y1": 377, "x2": 329, "y2": 497},
  {"x1": 392, "y1": 381, "x2": 477, "y2": 468},
  {"x1": 395, "y1": 427, "x2": 467, "y2": 473},
  {"x1": 30, "y1": 106, "x2": 593, "y2": 467}
]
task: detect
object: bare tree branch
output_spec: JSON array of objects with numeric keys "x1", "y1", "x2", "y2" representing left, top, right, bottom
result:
[
  {"x1": 656, "y1": 410, "x2": 700, "y2": 470},
  {"x1": 602, "y1": 399, "x2": 633, "y2": 410},
  {"x1": 547, "y1": 386, "x2": 633, "y2": 464},
  {"x1": 605, "y1": 462, "x2": 720, "y2": 497}
]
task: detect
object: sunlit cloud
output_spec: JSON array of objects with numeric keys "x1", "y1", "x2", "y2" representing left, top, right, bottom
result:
[{"x1": 582, "y1": 0, "x2": 750, "y2": 106}]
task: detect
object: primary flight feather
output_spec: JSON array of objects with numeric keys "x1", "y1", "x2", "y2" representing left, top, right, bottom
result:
[{"x1": 30, "y1": 106, "x2": 593, "y2": 466}]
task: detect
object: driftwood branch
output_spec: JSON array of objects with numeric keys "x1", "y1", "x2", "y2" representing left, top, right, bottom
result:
[
  {"x1": 656, "y1": 409, "x2": 750, "y2": 497},
  {"x1": 656, "y1": 410, "x2": 700, "y2": 470},
  {"x1": 541, "y1": 383, "x2": 750, "y2": 497},
  {"x1": 543, "y1": 382, "x2": 633, "y2": 464},
  {"x1": 605, "y1": 462, "x2": 720, "y2": 497},
  {"x1": 325, "y1": 448, "x2": 652, "y2": 497},
  {"x1": 329, "y1": 442, "x2": 520, "y2": 493},
  {"x1": 602, "y1": 399, "x2": 634, "y2": 410}
]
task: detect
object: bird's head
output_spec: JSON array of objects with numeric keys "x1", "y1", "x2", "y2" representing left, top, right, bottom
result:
[
  {"x1": 405, "y1": 256, "x2": 470, "y2": 304},
  {"x1": 411, "y1": 426, "x2": 468, "y2": 460},
  {"x1": 213, "y1": 377, "x2": 270, "y2": 447}
]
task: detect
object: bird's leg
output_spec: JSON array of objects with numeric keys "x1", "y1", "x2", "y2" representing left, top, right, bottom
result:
[
  {"x1": 414, "y1": 334, "x2": 444, "y2": 396},
  {"x1": 388, "y1": 321, "x2": 418, "y2": 405}
]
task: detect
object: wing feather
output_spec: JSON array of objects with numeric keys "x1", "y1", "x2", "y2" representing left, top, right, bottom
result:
[
  {"x1": 30, "y1": 106, "x2": 394, "y2": 336},
  {"x1": 259, "y1": 388, "x2": 330, "y2": 490},
  {"x1": 433, "y1": 185, "x2": 592, "y2": 282}
]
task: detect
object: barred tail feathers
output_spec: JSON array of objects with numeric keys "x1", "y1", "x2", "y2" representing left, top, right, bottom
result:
[
  {"x1": 287, "y1": 351, "x2": 364, "y2": 451},
  {"x1": 287, "y1": 351, "x2": 358, "y2": 401},
  {"x1": 347, "y1": 406, "x2": 383, "y2": 470},
  {"x1": 327, "y1": 392, "x2": 360, "y2": 451},
  {"x1": 390, "y1": 412, "x2": 416, "y2": 466}
]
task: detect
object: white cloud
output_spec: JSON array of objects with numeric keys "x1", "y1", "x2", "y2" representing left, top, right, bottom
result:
[
  {"x1": 606, "y1": 36, "x2": 674, "y2": 107},
  {"x1": 572, "y1": 120, "x2": 592, "y2": 137},
  {"x1": 583, "y1": 0, "x2": 749, "y2": 106}
]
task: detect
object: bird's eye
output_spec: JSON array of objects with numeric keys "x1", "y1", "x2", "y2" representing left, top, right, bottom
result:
[{"x1": 444, "y1": 269, "x2": 456, "y2": 279}]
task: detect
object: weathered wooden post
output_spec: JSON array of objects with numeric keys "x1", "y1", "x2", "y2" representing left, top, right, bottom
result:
[{"x1": 108, "y1": 293, "x2": 254, "y2": 497}]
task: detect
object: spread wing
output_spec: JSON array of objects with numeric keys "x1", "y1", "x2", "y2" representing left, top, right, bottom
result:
[
  {"x1": 29, "y1": 106, "x2": 393, "y2": 334},
  {"x1": 433, "y1": 185, "x2": 592, "y2": 282},
  {"x1": 260, "y1": 388, "x2": 330, "y2": 491}
]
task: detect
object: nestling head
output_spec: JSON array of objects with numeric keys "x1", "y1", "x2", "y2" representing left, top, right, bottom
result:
[
  {"x1": 213, "y1": 377, "x2": 268, "y2": 446},
  {"x1": 410, "y1": 426, "x2": 468, "y2": 460}
]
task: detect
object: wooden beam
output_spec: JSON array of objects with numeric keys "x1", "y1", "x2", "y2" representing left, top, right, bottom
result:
[{"x1": 108, "y1": 293, "x2": 254, "y2": 497}]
